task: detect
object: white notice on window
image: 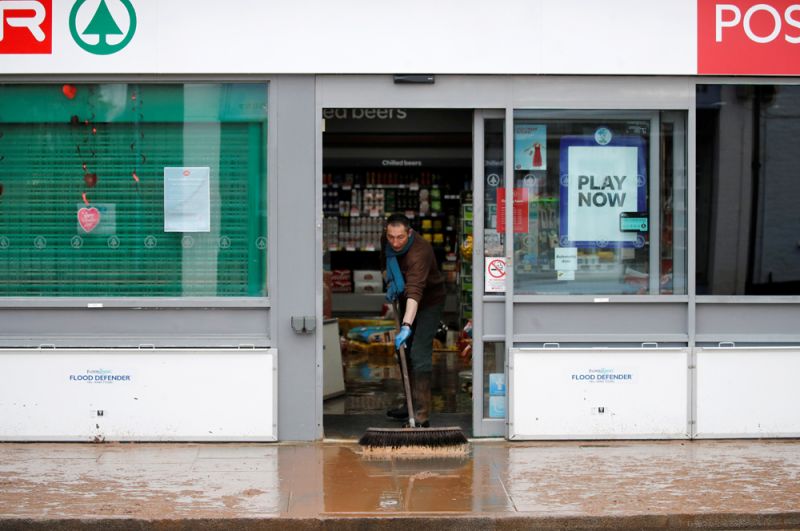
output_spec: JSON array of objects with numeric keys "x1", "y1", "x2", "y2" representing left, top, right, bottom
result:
[
  {"x1": 164, "y1": 167, "x2": 211, "y2": 232},
  {"x1": 554, "y1": 247, "x2": 578, "y2": 271}
]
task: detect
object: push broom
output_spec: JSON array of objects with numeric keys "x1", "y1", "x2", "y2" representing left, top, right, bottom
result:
[{"x1": 359, "y1": 301, "x2": 469, "y2": 458}]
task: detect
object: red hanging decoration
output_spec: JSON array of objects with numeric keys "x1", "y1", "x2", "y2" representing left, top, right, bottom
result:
[
  {"x1": 75, "y1": 87, "x2": 99, "y2": 201},
  {"x1": 132, "y1": 172, "x2": 139, "y2": 183},
  {"x1": 62, "y1": 84, "x2": 77, "y2": 100}
]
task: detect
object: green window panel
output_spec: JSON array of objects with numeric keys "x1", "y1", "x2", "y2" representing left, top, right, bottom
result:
[{"x1": 0, "y1": 83, "x2": 268, "y2": 297}]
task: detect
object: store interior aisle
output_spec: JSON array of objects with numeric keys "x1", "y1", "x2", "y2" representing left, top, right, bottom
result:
[{"x1": 321, "y1": 109, "x2": 476, "y2": 440}]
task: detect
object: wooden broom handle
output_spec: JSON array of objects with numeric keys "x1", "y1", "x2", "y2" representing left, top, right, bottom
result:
[{"x1": 393, "y1": 300, "x2": 416, "y2": 428}]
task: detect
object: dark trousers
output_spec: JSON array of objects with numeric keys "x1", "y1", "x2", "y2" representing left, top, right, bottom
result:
[{"x1": 405, "y1": 302, "x2": 443, "y2": 373}]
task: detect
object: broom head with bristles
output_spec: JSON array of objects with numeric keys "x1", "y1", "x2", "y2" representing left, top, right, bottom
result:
[{"x1": 359, "y1": 426, "x2": 469, "y2": 458}]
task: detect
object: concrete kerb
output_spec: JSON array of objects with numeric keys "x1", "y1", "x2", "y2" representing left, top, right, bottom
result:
[{"x1": 3, "y1": 513, "x2": 800, "y2": 531}]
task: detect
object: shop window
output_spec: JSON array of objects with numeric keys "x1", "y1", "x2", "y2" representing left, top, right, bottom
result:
[
  {"x1": 0, "y1": 83, "x2": 268, "y2": 297},
  {"x1": 503, "y1": 111, "x2": 687, "y2": 295},
  {"x1": 697, "y1": 84, "x2": 800, "y2": 296}
]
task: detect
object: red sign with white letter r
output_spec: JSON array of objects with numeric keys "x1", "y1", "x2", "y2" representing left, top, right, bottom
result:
[{"x1": 0, "y1": 0, "x2": 52, "y2": 54}]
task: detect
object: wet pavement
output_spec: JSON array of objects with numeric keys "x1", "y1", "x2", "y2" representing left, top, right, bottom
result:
[{"x1": 1, "y1": 439, "x2": 800, "y2": 530}]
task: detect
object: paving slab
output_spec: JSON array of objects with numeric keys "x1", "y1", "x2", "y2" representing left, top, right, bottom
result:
[{"x1": 1, "y1": 439, "x2": 799, "y2": 530}]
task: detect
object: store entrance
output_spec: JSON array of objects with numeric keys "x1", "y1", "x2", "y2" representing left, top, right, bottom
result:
[{"x1": 321, "y1": 108, "x2": 474, "y2": 439}]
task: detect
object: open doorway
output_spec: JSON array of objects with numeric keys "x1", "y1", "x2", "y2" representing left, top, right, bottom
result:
[{"x1": 321, "y1": 108, "x2": 474, "y2": 439}]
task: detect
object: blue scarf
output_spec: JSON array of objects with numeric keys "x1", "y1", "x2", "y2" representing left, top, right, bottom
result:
[{"x1": 385, "y1": 231, "x2": 414, "y2": 302}]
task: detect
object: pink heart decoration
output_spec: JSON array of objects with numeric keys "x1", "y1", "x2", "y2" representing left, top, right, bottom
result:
[{"x1": 78, "y1": 207, "x2": 100, "y2": 233}]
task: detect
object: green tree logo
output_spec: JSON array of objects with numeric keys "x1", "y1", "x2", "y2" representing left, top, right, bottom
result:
[{"x1": 70, "y1": 0, "x2": 137, "y2": 55}]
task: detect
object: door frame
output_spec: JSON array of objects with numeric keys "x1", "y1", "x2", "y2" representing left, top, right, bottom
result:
[
  {"x1": 473, "y1": 109, "x2": 507, "y2": 437},
  {"x1": 315, "y1": 76, "x2": 507, "y2": 438},
  {"x1": 316, "y1": 104, "x2": 496, "y2": 437},
  {"x1": 313, "y1": 74, "x2": 694, "y2": 440}
]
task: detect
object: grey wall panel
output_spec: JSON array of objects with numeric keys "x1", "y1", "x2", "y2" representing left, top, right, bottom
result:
[
  {"x1": 513, "y1": 303, "x2": 688, "y2": 341},
  {"x1": 317, "y1": 75, "x2": 694, "y2": 111},
  {"x1": 0, "y1": 309, "x2": 270, "y2": 347},
  {"x1": 696, "y1": 303, "x2": 800, "y2": 342},
  {"x1": 512, "y1": 76, "x2": 693, "y2": 109},
  {"x1": 274, "y1": 76, "x2": 318, "y2": 441},
  {"x1": 317, "y1": 75, "x2": 509, "y2": 109},
  {"x1": 482, "y1": 301, "x2": 505, "y2": 338}
]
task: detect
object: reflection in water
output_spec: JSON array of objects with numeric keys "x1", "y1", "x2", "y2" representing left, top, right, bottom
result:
[{"x1": 323, "y1": 446, "x2": 473, "y2": 513}]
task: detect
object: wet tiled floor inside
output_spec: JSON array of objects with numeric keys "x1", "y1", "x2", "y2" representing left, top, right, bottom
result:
[{"x1": 1, "y1": 439, "x2": 800, "y2": 525}]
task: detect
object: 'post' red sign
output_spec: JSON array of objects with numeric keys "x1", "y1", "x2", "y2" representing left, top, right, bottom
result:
[{"x1": 698, "y1": 0, "x2": 800, "y2": 75}]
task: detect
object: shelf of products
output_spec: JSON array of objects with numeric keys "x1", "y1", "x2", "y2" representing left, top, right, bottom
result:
[
  {"x1": 459, "y1": 199, "x2": 473, "y2": 325},
  {"x1": 323, "y1": 169, "x2": 472, "y2": 321},
  {"x1": 323, "y1": 170, "x2": 463, "y2": 253}
]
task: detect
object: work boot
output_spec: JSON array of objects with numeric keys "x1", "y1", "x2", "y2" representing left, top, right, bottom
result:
[
  {"x1": 385, "y1": 404, "x2": 408, "y2": 420},
  {"x1": 412, "y1": 371, "x2": 432, "y2": 426}
]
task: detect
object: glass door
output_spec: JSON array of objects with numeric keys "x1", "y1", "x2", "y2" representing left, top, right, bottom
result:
[
  {"x1": 472, "y1": 110, "x2": 507, "y2": 437},
  {"x1": 473, "y1": 108, "x2": 689, "y2": 440},
  {"x1": 503, "y1": 109, "x2": 689, "y2": 440}
]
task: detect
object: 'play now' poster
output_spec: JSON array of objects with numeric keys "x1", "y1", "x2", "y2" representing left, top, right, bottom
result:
[{"x1": 559, "y1": 134, "x2": 647, "y2": 248}]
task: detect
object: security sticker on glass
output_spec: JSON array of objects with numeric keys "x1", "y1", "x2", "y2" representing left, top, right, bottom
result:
[{"x1": 619, "y1": 211, "x2": 648, "y2": 232}]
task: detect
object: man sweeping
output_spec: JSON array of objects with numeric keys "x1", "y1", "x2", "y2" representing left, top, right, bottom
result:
[
  {"x1": 384, "y1": 213, "x2": 446, "y2": 428},
  {"x1": 359, "y1": 215, "x2": 467, "y2": 455}
]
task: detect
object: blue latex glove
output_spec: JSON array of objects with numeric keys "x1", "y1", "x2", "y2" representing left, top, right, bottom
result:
[{"x1": 395, "y1": 325, "x2": 412, "y2": 350}]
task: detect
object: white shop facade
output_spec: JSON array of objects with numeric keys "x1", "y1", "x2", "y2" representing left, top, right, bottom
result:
[{"x1": 0, "y1": 0, "x2": 799, "y2": 441}]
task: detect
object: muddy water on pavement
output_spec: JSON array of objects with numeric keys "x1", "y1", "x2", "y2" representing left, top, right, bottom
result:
[{"x1": 0, "y1": 440, "x2": 799, "y2": 518}]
